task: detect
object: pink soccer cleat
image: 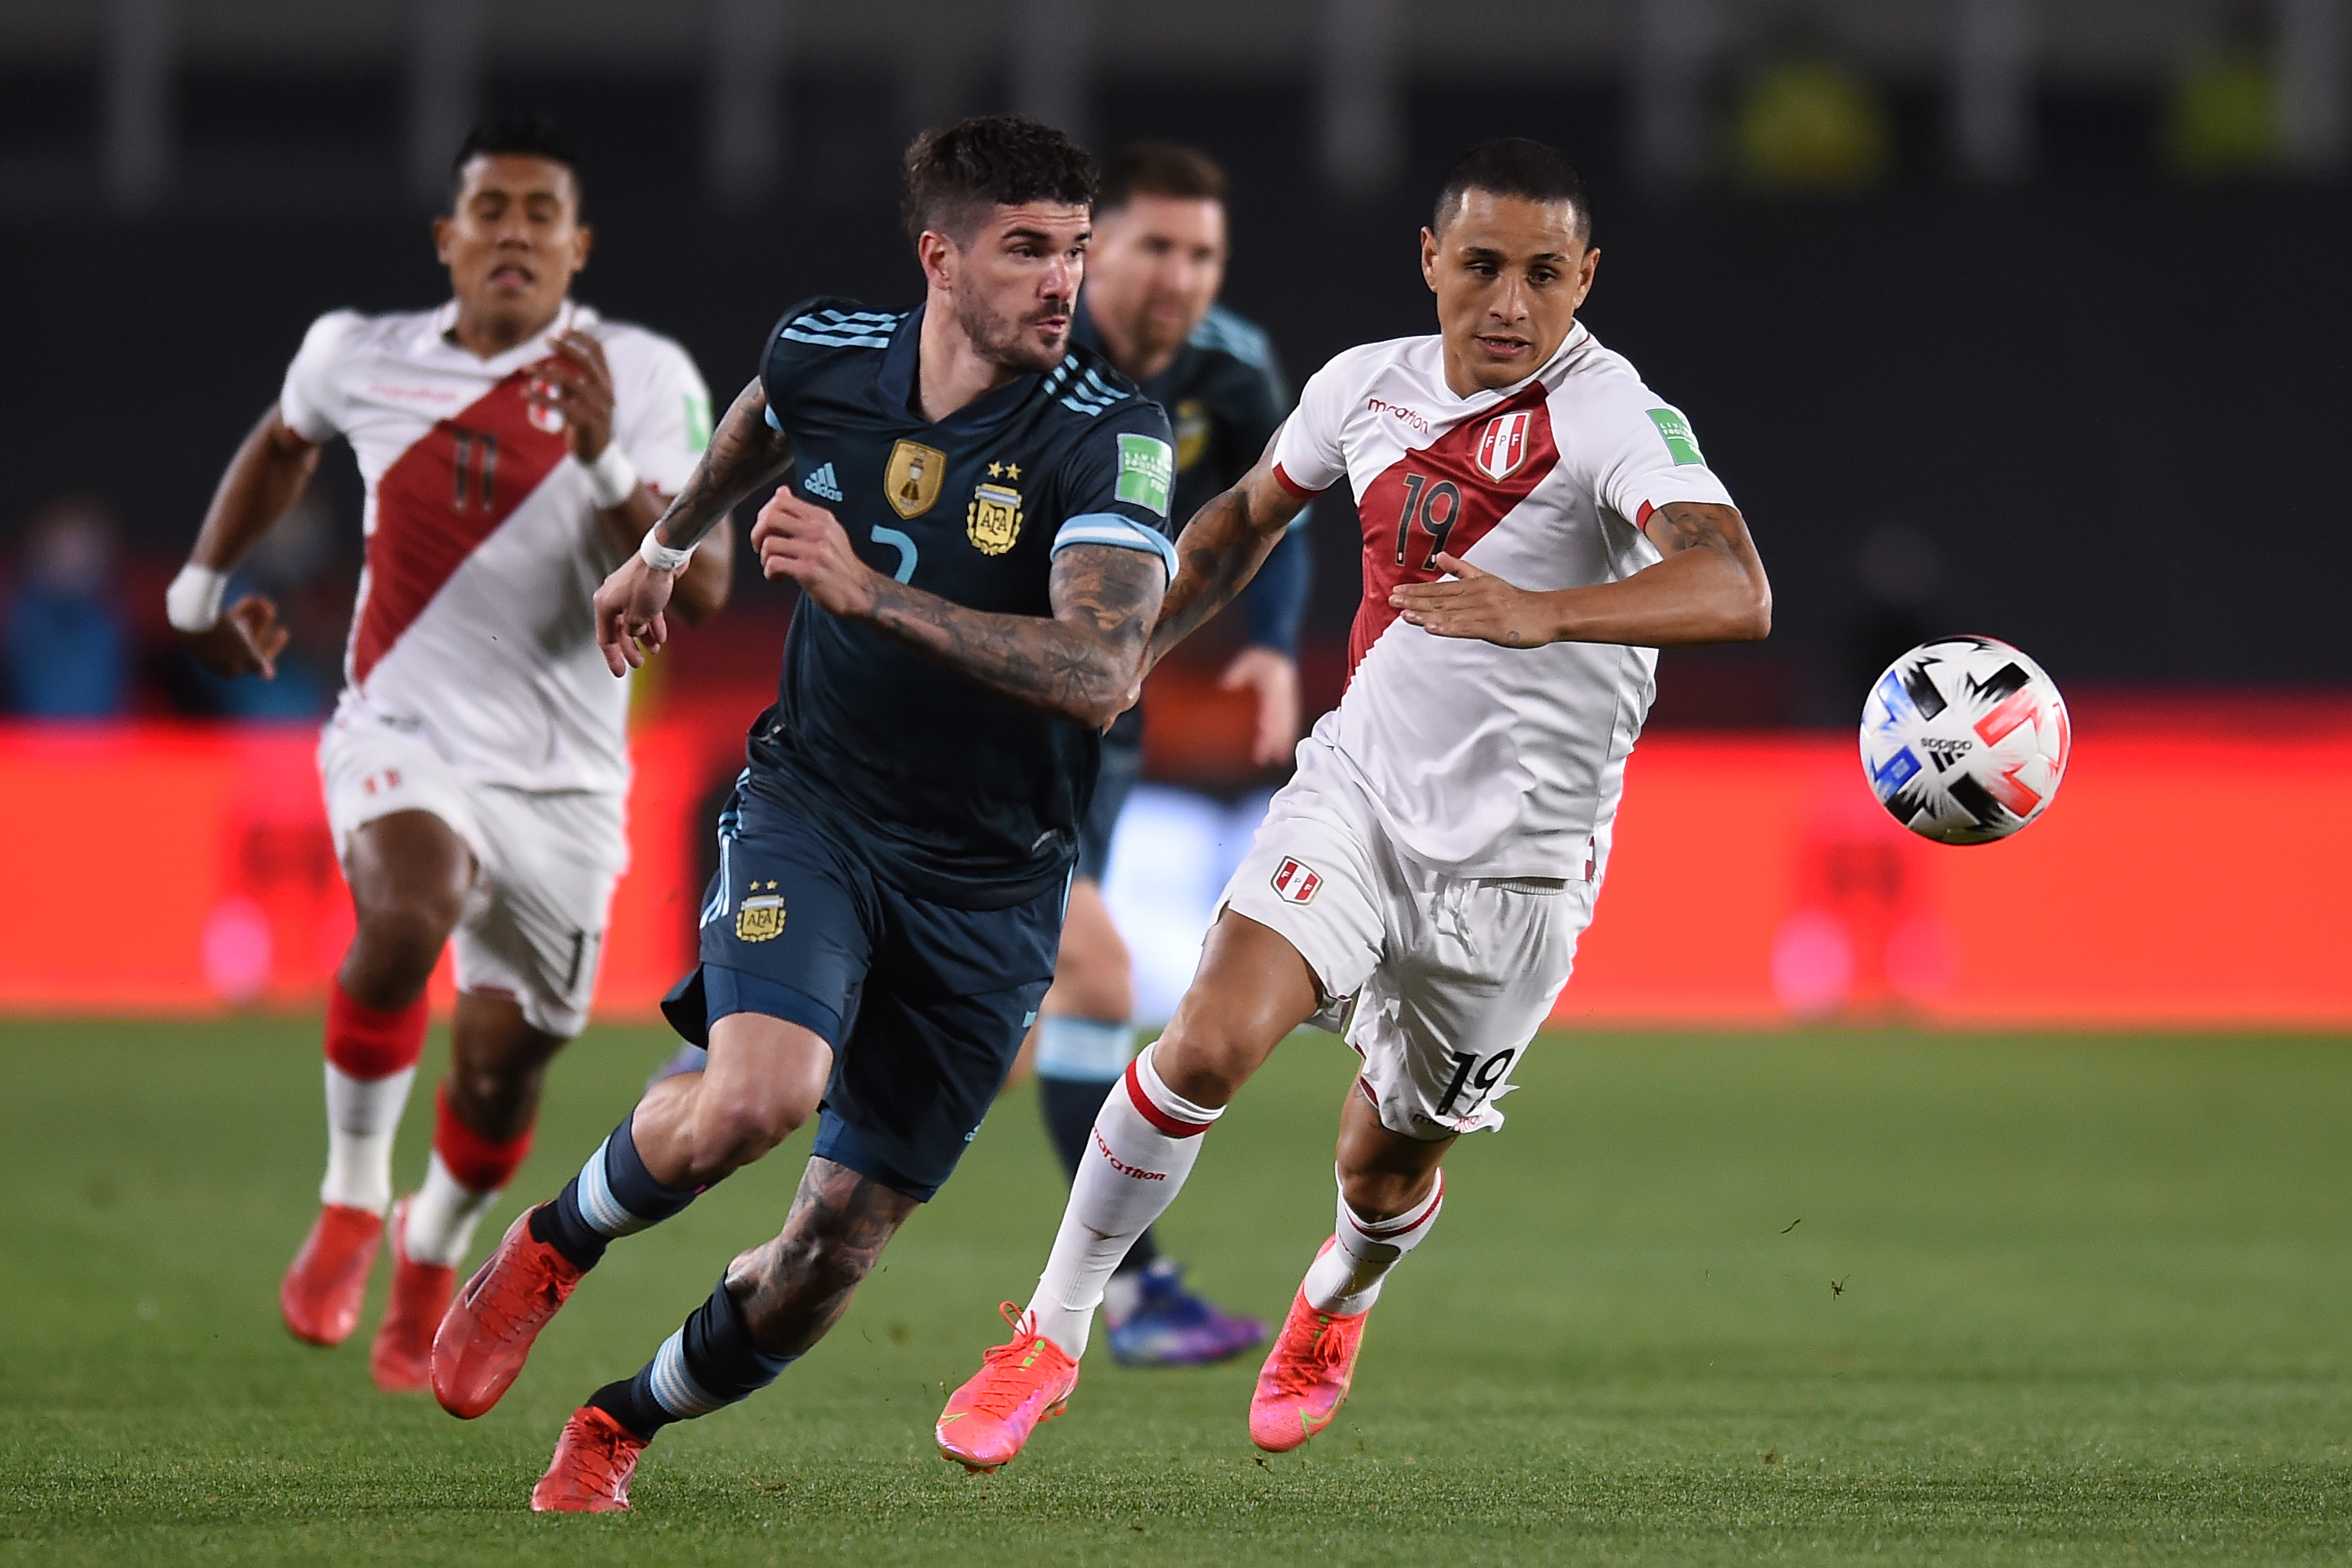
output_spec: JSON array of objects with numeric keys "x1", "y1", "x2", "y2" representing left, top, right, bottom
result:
[
  {"x1": 935, "y1": 1302, "x2": 1082, "y2": 1473},
  {"x1": 370, "y1": 1198, "x2": 457, "y2": 1392},
  {"x1": 531, "y1": 1406, "x2": 647, "y2": 1513},
  {"x1": 430, "y1": 1206, "x2": 582, "y2": 1418},
  {"x1": 1248, "y1": 1283, "x2": 1368, "y2": 1453},
  {"x1": 279, "y1": 1203, "x2": 384, "y2": 1347}
]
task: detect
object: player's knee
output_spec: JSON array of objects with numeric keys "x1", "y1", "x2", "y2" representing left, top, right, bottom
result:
[
  {"x1": 347, "y1": 902, "x2": 457, "y2": 992},
  {"x1": 1337, "y1": 1165, "x2": 1431, "y2": 1222},
  {"x1": 1149, "y1": 1022, "x2": 1256, "y2": 1106},
  {"x1": 688, "y1": 1089, "x2": 811, "y2": 1176}
]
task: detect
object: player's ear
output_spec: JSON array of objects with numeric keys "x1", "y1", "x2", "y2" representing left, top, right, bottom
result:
[
  {"x1": 1575, "y1": 244, "x2": 1599, "y2": 308},
  {"x1": 1419, "y1": 227, "x2": 1440, "y2": 292},
  {"x1": 570, "y1": 221, "x2": 595, "y2": 279},
  {"x1": 431, "y1": 214, "x2": 455, "y2": 266}
]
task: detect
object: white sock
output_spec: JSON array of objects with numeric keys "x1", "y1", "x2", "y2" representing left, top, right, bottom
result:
[
  {"x1": 319, "y1": 1061, "x2": 416, "y2": 1215},
  {"x1": 401, "y1": 1150, "x2": 502, "y2": 1267},
  {"x1": 1301, "y1": 1168, "x2": 1445, "y2": 1317},
  {"x1": 1026, "y1": 1045, "x2": 1221, "y2": 1358}
]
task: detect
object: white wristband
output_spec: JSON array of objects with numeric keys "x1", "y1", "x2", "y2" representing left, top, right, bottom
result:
[
  {"x1": 585, "y1": 441, "x2": 640, "y2": 510},
  {"x1": 166, "y1": 563, "x2": 228, "y2": 633},
  {"x1": 638, "y1": 528, "x2": 695, "y2": 573}
]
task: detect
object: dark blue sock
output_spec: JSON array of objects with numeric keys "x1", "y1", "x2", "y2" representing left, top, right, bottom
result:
[
  {"x1": 586, "y1": 1270, "x2": 799, "y2": 1439},
  {"x1": 529, "y1": 1112, "x2": 703, "y2": 1272},
  {"x1": 1038, "y1": 1074, "x2": 1158, "y2": 1273}
]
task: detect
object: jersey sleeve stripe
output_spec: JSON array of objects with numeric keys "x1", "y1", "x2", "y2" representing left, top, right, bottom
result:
[
  {"x1": 779, "y1": 327, "x2": 894, "y2": 349},
  {"x1": 1270, "y1": 462, "x2": 1323, "y2": 501},
  {"x1": 1051, "y1": 513, "x2": 1177, "y2": 579}
]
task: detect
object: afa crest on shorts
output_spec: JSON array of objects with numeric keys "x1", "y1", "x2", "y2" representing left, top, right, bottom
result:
[
  {"x1": 966, "y1": 480, "x2": 1023, "y2": 555},
  {"x1": 735, "y1": 882, "x2": 787, "y2": 942}
]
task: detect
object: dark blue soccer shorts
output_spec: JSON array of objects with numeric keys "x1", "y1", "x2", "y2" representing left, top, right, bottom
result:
[
  {"x1": 1074, "y1": 731, "x2": 1143, "y2": 884},
  {"x1": 660, "y1": 779, "x2": 1065, "y2": 1202}
]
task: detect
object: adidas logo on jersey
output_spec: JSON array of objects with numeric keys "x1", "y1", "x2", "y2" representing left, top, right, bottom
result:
[{"x1": 803, "y1": 463, "x2": 843, "y2": 502}]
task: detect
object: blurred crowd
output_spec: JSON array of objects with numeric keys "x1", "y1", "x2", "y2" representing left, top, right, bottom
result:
[{"x1": 4, "y1": 494, "x2": 349, "y2": 721}]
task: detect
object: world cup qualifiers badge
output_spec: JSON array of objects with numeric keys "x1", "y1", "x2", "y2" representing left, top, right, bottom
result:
[{"x1": 735, "y1": 882, "x2": 787, "y2": 942}]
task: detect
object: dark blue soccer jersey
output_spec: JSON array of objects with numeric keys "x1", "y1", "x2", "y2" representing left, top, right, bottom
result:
[
  {"x1": 1070, "y1": 299, "x2": 1313, "y2": 748},
  {"x1": 744, "y1": 298, "x2": 1179, "y2": 909}
]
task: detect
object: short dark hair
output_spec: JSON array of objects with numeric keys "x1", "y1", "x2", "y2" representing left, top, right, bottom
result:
[
  {"x1": 449, "y1": 113, "x2": 581, "y2": 210},
  {"x1": 1098, "y1": 141, "x2": 1228, "y2": 215},
  {"x1": 1432, "y1": 138, "x2": 1592, "y2": 243},
  {"x1": 901, "y1": 114, "x2": 1096, "y2": 244}
]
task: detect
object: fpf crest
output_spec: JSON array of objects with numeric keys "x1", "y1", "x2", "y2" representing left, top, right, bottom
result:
[
  {"x1": 966, "y1": 481, "x2": 1023, "y2": 555},
  {"x1": 1475, "y1": 410, "x2": 1533, "y2": 482}
]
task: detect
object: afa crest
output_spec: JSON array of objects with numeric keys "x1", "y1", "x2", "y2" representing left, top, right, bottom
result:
[
  {"x1": 1172, "y1": 398, "x2": 1212, "y2": 473},
  {"x1": 734, "y1": 882, "x2": 787, "y2": 943},
  {"x1": 966, "y1": 481, "x2": 1024, "y2": 555},
  {"x1": 885, "y1": 439, "x2": 946, "y2": 519}
]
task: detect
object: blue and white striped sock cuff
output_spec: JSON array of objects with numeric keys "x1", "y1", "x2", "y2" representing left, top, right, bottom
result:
[
  {"x1": 1034, "y1": 1017, "x2": 1134, "y2": 1080},
  {"x1": 576, "y1": 1135, "x2": 651, "y2": 1237},
  {"x1": 647, "y1": 1329, "x2": 726, "y2": 1419}
]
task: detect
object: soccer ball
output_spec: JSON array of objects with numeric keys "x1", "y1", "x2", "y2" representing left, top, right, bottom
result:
[{"x1": 1860, "y1": 635, "x2": 2070, "y2": 845}]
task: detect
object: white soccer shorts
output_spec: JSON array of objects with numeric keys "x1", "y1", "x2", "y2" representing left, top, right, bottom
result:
[
  {"x1": 318, "y1": 710, "x2": 627, "y2": 1038},
  {"x1": 1219, "y1": 741, "x2": 1600, "y2": 1141}
]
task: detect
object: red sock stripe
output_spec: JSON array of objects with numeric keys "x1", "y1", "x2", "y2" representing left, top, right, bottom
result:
[
  {"x1": 323, "y1": 981, "x2": 429, "y2": 1079},
  {"x1": 1347, "y1": 1171, "x2": 1445, "y2": 1242},
  {"x1": 1122, "y1": 1058, "x2": 1215, "y2": 1137},
  {"x1": 433, "y1": 1083, "x2": 534, "y2": 1193}
]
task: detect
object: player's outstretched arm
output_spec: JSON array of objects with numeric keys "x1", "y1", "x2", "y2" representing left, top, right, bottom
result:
[
  {"x1": 750, "y1": 491, "x2": 1163, "y2": 729},
  {"x1": 171, "y1": 405, "x2": 320, "y2": 679},
  {"x1": 594, "y1": 379, "x2": 791, "y2": 674},
  {"x1": 1147, "y1": 457, "x2": 1312, "y2": 673},
  {"x1": 1391, "y1": 500, "x2": 1772, "y2": 650}
]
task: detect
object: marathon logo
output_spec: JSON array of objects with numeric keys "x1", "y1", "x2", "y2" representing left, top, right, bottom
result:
[
  {"x1": 1092, "y1": 1125, "x2": 1168, "y2": 1181},
  {"x1": 1271, "y1": 857, "x2": 1322, "y2": 905}
]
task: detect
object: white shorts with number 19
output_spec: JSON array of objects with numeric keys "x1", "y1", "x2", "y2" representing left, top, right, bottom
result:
[
  {"x1": 1218, "y1": 737, "x2": 1602, "y2": 1141},
  {"x1": 318, "y1": 702, "x2": 628, "y2": 1039}
]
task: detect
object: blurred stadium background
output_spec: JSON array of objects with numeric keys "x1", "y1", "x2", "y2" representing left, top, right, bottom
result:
[{"x1": 2, "y1": 0, "x2": 2347, "y2": 1027}]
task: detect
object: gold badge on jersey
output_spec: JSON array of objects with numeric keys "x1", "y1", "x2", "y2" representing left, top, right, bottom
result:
[
  {"x1": 734, "y1": 882, "x2": 786, "y2": 943},
  {"x1": 1173, "y1": 398, "x2": 1212, "y2": 473},
  {"x1": 966, "y1": 480, "x2": 1024, "y2": 555},
  {"x1": 885, "y1": 439, "x2": 947, "y2": 519}
]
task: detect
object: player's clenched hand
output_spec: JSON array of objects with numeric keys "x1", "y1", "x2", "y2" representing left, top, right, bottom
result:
[
  {"x1": 593, "y1": 553, "x2": 676, "y2": 675},
  {"x1": 1390, "y1": 554, "x2": 1552, "y2": 648},
  {"x1": 753, "y1": 492, "x2": 880, "y2": 619},
  {"x1": 186, "y1": 593, "x2": 289, "y2": 679},
  {"x1": 528, "y1": 331, "x2": 618, "y2": 463},
  {"x1": 1219, "y1": 645, "x2": 1302, "y2": 766}
]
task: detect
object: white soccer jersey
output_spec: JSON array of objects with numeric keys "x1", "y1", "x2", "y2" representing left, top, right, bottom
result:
[
  {"x1": 279, "y1": 300, "x2": 711, "y2": 795},
  {"x1": 1270, "y1": 323, "x2": 1735, "y2": 877}
]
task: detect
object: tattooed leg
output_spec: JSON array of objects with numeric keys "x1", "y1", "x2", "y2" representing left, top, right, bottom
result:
[
  {"x1": 728, "y1": 1157, "x2": 921, "y2": 1357},
  {"x1": 583, "y1": 1157, "x2": 919, "y2": 1439}
]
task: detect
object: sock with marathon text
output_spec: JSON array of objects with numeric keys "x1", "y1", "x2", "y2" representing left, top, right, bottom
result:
[
  {"x1": 318, "y1": 981, "x2": 430, "y2": 1215},
  {"x1": 1034, "y1": 1018, "x2": 1163, "y2": 1284},
  {"x1": 1299, "y1": 1168, "x2": 1446, "y2": 1318},
  {"x1": 1026, "y1": 1044, "x2": 1221, "y2": 1358},
  {"x1": 529, "y1": 1111, "x2": 700, "y2": 1272},
  {"x1": 404, "y1": 1084, "x2": 535, "y2": 1267},
  {"x1": 586, "y1": 1269, "x2": 799, "y2": 1441}
]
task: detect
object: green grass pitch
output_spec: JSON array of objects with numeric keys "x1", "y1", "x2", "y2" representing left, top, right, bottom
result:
[{"x1": 3, "y1": 1019, "x2": 2348, "y2": 1565}]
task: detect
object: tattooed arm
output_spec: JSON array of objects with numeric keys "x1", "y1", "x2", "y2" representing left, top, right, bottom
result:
[
  {"x1": 1147, "y1": 455, "x2": 1315, "y2": 673},
  {"x1": 592, "y1": 378, "x2": 795, "y2": 673},
  {"x1": 752, "y1": 490, "x2": 1164, "y2": 730},
  {"x1": 1389, "y1": 500, "x2": 1771, "y2": 649}
]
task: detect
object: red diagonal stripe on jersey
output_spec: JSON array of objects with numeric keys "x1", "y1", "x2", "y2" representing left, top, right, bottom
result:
[
  {"x1": 1348, "y1": 384, "x2": 1560, "y2": 679},
  {"x1": 352, "y1": 366, "x2": 573, "y2": 686}
]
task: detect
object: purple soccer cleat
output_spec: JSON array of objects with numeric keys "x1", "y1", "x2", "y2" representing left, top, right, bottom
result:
[{"x1": 1105, "y1": 1258, "x2": 1269, "y2": 1366}]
